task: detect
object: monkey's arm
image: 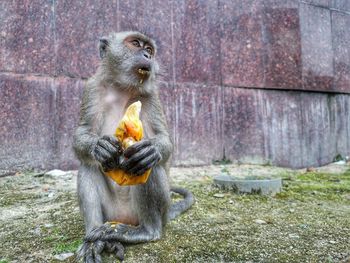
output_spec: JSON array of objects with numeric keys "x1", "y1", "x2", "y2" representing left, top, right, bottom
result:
[
  {"x1": 147, "y1": 98, "x2": 173, "y2": 163},
  {"x1": 73, "y1": 85, "x2": 122, "y2": 169}
]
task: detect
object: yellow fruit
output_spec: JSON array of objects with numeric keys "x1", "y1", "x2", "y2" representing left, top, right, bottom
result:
[{"x1": 105, "y1": 101, "x2": 151, "y2": 186}]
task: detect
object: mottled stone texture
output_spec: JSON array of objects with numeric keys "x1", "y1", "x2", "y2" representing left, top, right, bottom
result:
[
  {"x1": 172, "y1": 84, "x2": 223, "y2": 165},
  {"x1": 0, "y1": 73, "x2": 56, "y2": 174},
  {"x1": 262, "y1": 0, "x2": 302, "y2": 89},
  {"x1": 300, "y1": 3, "x2": 334, "y2": 91},
  {"x1": 220, "y1": 0, "x2": 265, "y2": 88},
  {"x1": 0, "y1": 1, "x2": 55, "y2": 74},
  {"x1": 1, "y1": 0, "x2": 350, "y2": 174}
]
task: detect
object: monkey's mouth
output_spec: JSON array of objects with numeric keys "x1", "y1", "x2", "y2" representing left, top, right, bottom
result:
[
  {"x1": 138, "y1": 67, "x2": 150, "y2": 76},
  {"x1": 137, "y1": 66, "x2": 151, "y2": 84}
]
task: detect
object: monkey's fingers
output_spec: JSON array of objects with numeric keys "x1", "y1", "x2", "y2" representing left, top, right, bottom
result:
[
  {"x1": 102, "y1": 135, "x2": 123, "y2": 153},
  {"x1": 85, "y1": 223, "x2": 115, "y2": 242},
  {"x1": 93, "y1": 145, "x2": 113, "y2": 163},
  {"x1": 99, "y1": 137, "x2": 122, "y2": 156},
  {"x1": 120, "y1": 146, "x2": 155, "y2": 172},
  {"x1": 123, "y1": 140, "x2": 152, "y2": 158},
  {"x1": 129, "y1": 151, "x2": 161, "y2": 175}
]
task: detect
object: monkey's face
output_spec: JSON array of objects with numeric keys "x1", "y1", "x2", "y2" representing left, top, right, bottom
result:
[{"x1": 99, "y1": 32, "x2": 159, "y2": 90}]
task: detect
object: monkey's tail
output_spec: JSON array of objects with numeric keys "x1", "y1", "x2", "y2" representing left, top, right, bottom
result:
[{"x1": 168, "y1": 187, "x2": 195, "y2": 220}]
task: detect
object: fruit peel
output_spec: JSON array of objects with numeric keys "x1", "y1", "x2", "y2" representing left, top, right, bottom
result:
[{"x1": 105, "y1": 101, "x2": 151, "y2": 186}]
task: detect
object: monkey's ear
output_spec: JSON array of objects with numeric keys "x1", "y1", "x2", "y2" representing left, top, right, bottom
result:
[{"x1": 99, "y1": 38, "x2": 109, "y2": 59}]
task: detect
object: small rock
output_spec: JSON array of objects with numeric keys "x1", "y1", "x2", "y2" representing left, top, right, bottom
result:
[
  {"x1": 289, "y1": 209, "x2": 295, "y2": 213},
  {"x1": 229, "y1": 200, "x2": 234, "y2": 204},
  {"x1": 254, "y1": 219, "x2": 267, "y2": 224},
  {"x1": 53, "y1": 252, "x2": 74, "y2": 261},
  {"x1": 329, "y1": 240, "x2": 336, "y2": 244},
  {"x1": 44, "y1": 223, "x2": 54, "y2": 228},
  {"x1": 31, "y1": 227, "x2": 41, "y2": 236},
  {"x1": 48, "y1": 192, "x2": 55, "y2": 198},
  {"x1": 306, "y1": 167, "x2": 316, "y2": 172},
  {"x1": 53, "y1": 211, "x2": 61, "y2": 216},
  {"x1": 288, "y1": 233, "x2": 300, "y2": 239},
  {"x1": 213, "y1": 193, "x2": 225, "y2": 198},
  {"x1": 45, "y1": 169, "x2": 70, "y2": 177}
]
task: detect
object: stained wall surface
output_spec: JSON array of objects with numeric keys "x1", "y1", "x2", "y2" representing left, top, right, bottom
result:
[{"x1": 1, "y1": 0, "x2": 349, "y2": 174}]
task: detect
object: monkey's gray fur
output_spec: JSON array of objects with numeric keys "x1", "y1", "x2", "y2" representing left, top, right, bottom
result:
[{"x1": 73, "y1": 31, "x2": 194, "y2": 263}]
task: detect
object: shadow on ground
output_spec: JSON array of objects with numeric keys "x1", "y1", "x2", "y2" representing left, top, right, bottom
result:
[{"x1": 0, "y1": 164, "x2": 349, "y2": 262}]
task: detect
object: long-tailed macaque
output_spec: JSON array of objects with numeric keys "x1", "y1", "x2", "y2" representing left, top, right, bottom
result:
[{"x1": 73, "y1": 31, "x2": 194, "y2": 262}]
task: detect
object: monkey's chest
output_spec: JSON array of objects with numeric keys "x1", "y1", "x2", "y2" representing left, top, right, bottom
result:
[{"x1": 100, "y1": 88, "x2": 130, "y2": 136}]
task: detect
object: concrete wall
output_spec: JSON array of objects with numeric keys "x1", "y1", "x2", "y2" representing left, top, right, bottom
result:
[{"x1": 1, "y1": 0, "x2": 349, "y2": 175}]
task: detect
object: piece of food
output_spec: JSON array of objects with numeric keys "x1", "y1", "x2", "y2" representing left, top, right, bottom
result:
[{"x1": 105, "y1": 101, "x2": 151, "y2": 186}]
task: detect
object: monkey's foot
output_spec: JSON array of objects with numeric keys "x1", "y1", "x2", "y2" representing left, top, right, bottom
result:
[{"x1": 77, "y1": 239, "x2": 124, "y2": 263}]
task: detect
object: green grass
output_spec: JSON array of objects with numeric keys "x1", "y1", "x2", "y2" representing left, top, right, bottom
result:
[{"x1": 54, "y1": 239, "x2": 81, "y2": 254}]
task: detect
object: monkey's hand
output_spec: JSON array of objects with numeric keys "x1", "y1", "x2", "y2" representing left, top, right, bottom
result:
[
  {"x1": 92, "y1": 135, "x2": 123, "y2": 172},
  {"x1": 120, "y1": 139, "x2": 161, "y2": 176}
]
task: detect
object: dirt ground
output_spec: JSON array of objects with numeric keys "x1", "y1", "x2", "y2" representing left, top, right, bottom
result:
[{"x1": 0, "y1": 163, "x2": 350, "y2": 263}]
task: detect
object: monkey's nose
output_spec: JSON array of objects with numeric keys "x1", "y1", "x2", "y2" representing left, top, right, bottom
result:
[{"x1": 143, "y1": 51, "x2": 151, "y2": 60}]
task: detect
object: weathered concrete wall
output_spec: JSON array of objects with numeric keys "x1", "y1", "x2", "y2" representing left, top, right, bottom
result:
[{"x1": 0, "y1": 0, "x2": 349, "y2": 175}]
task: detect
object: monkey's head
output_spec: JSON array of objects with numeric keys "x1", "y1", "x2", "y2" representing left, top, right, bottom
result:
[{"x1": 99, "y1": 31, "x2": 159, "y2": 92}]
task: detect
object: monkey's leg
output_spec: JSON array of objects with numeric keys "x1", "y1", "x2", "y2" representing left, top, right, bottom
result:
[
  {"x1": 77, "y1": 165, "x2": 125, "y2": 262},
  {"x1": 85, "y1": 165, "x2": 171, "y2": 244},
  {"x1": 77, "y1": 165, "x2": 104, "y2": 234}
]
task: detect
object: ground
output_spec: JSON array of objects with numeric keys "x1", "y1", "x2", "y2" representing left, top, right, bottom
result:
[{"x1": 0, "y1": 163, "x2": 350, "y2": 263}]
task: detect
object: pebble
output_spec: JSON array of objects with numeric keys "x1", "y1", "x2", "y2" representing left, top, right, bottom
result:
[
  {"x1": 31, "y1": 227, "x2": 41, "y2": 236},
  {"x1": 329, "y1": 240, "x2": 336, "y2": 244},
  {"x1": 53, "y1": 252, "x2": 75, "y2": 261},
  {"x1": 334, "y1": 160, "x2": 346, "y2": 165},
  {"x1": 45, "y1": 169, "x2": 72, "y2": 177},
  {"x1": 254, "y1": 219, "x2": 267, "y2": 224},
  {"x1": 213, "y1": 193, "x2": 225, "y2": 198},
  {"x1": 288, "y1": 233, "x2": 300, "y2": 239},
  {"x1": 53, "y1": 211, "x2": 61, "y2": 216},
  {"x1": 44, "y1": 223, "x2": 54, "y2": 228},
  {"x1": 306, "y1": 167, "x2": 316, "y2": 172}
]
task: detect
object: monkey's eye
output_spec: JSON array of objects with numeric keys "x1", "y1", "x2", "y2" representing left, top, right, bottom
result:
[
  {"x1": 145, "y1": 47, "x2": 153, "y2": 55},
  {"x1": 132, "y1": 40, "x2": 141, "y2": 47}
]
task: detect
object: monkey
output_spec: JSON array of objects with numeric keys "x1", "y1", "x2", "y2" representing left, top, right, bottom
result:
[{"x1": 72, "y1": 31, "x2": 194, "y2": 263}]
